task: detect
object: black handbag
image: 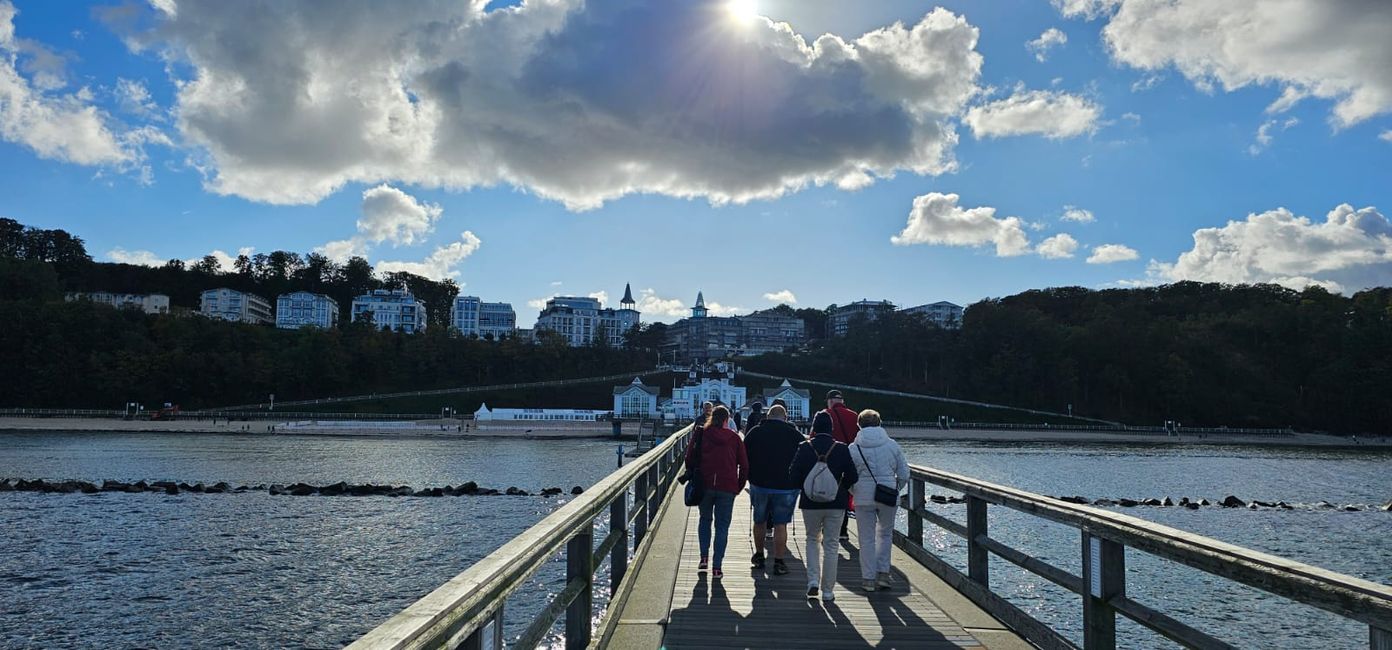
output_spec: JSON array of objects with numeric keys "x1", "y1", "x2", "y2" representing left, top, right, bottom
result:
[
  {"x1": 856, "y1": 445, "x2": 900, "y2": 507},
  {"x1": 682, "y1": 429, "x2": 706, "y2": 507}
]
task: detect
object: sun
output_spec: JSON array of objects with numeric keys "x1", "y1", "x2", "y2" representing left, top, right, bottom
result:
[{"x1": 725, "y1": 0, "x2": 759, "y2": 24}]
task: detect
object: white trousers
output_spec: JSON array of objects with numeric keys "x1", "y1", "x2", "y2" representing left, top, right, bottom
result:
[
  {"x1": 802, "y1": 508, "x2": 845, "y2": 591},
  {"x1": 854, "y1": 501, "x2": 896, "y2": 580}
]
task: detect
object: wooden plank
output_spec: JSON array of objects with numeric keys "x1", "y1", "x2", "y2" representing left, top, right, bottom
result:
[{"x1": 966, "y1": 497, "x2": 988, "y2": 586}]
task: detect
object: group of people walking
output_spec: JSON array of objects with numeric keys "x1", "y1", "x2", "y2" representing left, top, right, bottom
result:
[{"x1": 680, "y1": 390, "x2": 909, "y2": 603}]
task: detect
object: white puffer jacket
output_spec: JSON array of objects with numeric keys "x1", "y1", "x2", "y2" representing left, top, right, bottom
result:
[{"x1": 847, "y1": 426, "x2": 909, "y2": 506}]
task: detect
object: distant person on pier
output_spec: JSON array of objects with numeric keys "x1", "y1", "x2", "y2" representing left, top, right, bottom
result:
[
  {"x1": 818, "y1": 389, "x2": 861, "y2": 539},
  {"x1": 693, "y1": 401, "x2": 714, "y2": 432},
  {"x1": 847, "y1": 409, "x2": 909, "y2": 592},
  {"x1": 742, "y1": 404, "x2": 801, "y2": 575},
  {"x1": 744, "y1": 401, "x2": 765, "y2": 433},
  {"x1": 789, "y1": 411, "x2": 858, "y2": 603},
  {"x1": 683, "y1": 405, "x2": 747, "y2": 580}
]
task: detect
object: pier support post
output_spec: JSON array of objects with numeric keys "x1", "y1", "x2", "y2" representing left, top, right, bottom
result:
[
  {"x1": 966, "y1": 496, "x2": 989, "y2": 586},
  {"x1": 1082, "y1": 531, "x2": 1125, "y2": 650},
  {"x1": 907, "y1": 478, "x2": 925, "y2": 547},
  {"x1": 566, "y1": 523, "x2": 594, "y2": 650},
  {"x1": 610, "y1": 492, "x2": 628, "y2": 596},
  {"x1": 1373, "y1": 626, "x2": 1392, "y2": 650}
]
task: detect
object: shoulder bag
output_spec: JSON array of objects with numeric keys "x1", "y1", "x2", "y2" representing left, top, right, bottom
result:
[{"x1": 856, "y1": 445, "x2": 900, "y2": 507}]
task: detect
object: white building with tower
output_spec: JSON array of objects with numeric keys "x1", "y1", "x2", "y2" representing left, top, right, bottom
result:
[
  {"x1": 667, "y1": 362, "x2": 746, "y2": 422},
  {"x1": 200, "y1": 288, "x2": 273, "y2": 325},
  {"x1": 534, "y1": 284, "x2": 640, "y2": 347},
  {"x1": 757, "y1": 379, "x2": 812, "y2": 423},
  {"x1": 276, "y1": 291, "x2": 339, "y2": 329},
  {"x1": 351, "y1": 288, "x2": 427, "y2": 333},
  {"x1": 451, "y1": 296, "x2": 516, "y2": 339}
]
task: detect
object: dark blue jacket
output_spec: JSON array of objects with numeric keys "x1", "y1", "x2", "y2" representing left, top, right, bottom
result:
[{"x1": 788, "y1": 433, "x2": 858, "y2": 510}]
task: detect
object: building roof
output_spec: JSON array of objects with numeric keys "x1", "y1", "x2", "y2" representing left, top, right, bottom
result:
[
  {"x1": 613, "y1": 377, "x2": 660, "y2": 396},
  {"x1": 695, "y1": 291, "x2": 706, "y2": 308},
  {"x1": 621, "y1": 283, "x2": 635, "y2": 305}
]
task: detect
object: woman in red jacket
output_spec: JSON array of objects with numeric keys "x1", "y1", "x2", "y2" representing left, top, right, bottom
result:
[{"x1": 683, "y1": 405, "x2": 748, "y2": 579}]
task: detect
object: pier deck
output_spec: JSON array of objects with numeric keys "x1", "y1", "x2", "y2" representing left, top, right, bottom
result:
[{"x1": 605, "y1": 494, "x2": 1029, "y2": 649}]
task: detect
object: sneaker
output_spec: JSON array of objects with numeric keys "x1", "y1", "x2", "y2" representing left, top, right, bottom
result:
[
  {"x1": 877, "y1": 571, "x2": 892, "y2": 589},
  {"x1": 861, "y1": 580, "x2": 877, "y2": 592},
  {"x1": 772, "y1": 559, "x2": 788, "y2": 575},
  {"x1": 806, "y1": 586, "x2": 819, "y2": 600},
  {"x1": 698, "y1": 558, "x2": 708, "y2": 573},
  {"x1": 750, "y1": 551, "x2": 765, "y2": 569},
  {"x1": 712, "y1": 568, "x2": 723, "y2": 579},
  {"x1": 821, "y1": 591, "x2": 835, "y2": 603}
]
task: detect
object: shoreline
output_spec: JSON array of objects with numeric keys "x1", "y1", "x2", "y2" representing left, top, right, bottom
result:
[{"x1": 0, "y1": 417, "x2": 1389, "y2": 449}]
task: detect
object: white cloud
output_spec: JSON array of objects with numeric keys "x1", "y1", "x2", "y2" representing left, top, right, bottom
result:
[
  {"x1": 636, "y1": 288, "x2": 687, "y2": 320},
  {"x1": 106, "y1": 247, "x2": 163, "y2": 266},
  {"x1": 706, "y1": 302, "x2": 746, "y2": 317},
  {"x1": 1057, "y1": 0, "x2": 1392, "y2": 129},
  {"x1": 1087, "y1": 243, "x2": 1140, "y2": 264},
  {"x1": 527, "y1": 295, "x2": 554, "y2": 311},
  {"x1": 114, "y1": 78, "x2": 160, "y2": 119},
  {"x1": 963, "y1": 89, "x2": 1101, "y2": 139},
  {"x1": 117, "y1": 2, "x2": 987, "y2": 208},
  {"x1": 1036, "y1": 233, "x2": 1079, "y2": 259},
  {"x1": 588, "y1": 291, "x2": 609, "y2": 307},
  {"x1": 358, "y1": 184, "x2": 443, "y2": 246},
  {"x1": 763, "y1": 289, "x2": 797, "y2": 304},
  {"x1": 1380, "y1": 130, "x2": 1391, "y2": 143},
  {"x1": 891, "y1": 192, "x2": 1031, "y2": 257},
  {"x1": 1061, "y1": 206, "x2": 1095, "y2": 223},
  {"x1": 1248, "y1": 117, "x2": 1299, "y2": 155},
  {"x1": 1120, "y1": 112, "x2": 1140, "y2": 124},
  {"x1": 375, "y1": 231, "x2": 481, "y2": 280},
  {"x1": 1149, "y1": 203, "x2": 1392, "y2": 292},
  {"x1": 1026, "y1": 28, "x2": 1068, "y2": 62},
  {"x1": 314, "y1": 238, "x2": 369, "y2": 263}
]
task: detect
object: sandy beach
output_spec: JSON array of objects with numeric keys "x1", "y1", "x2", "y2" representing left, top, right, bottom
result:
[{"x1": 1, "y1": 417, "x2": 1388, "y2": 448}]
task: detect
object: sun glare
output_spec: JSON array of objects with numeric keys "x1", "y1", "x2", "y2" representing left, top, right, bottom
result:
[{"x1": 725, "y1": 0, "x2": 759, "y2": 24}]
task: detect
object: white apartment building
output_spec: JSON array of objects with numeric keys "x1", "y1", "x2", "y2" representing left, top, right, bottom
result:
[
  {"x1": 351, "y1": 288, "x2": 427, "y2": 333},
  {"x1": 903, "y1": 301, "x2": 965, "y2": 329},
  {"x1": 275, "y1": 291, "x2": 340, "y2": 329},
  {"x1": 829, "y1": 299, "x2": 896, "y2": 337},
  {"x1": 533, "y1": 284, "x2": 640, "y2": 347},
  {"x1": 451, "y1": 296, "x2": 517, "y2": 339},
  {"x1": 200, "y1": 288, "x2": 273, "y2": 325},
  {"x1": 65, "y1": 292, "x2": 170, "y2": 315}
]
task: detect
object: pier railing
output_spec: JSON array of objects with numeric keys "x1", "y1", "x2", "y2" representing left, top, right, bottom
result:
[
  {"x1": 347, "y1": 425, "x2": 693, "y2": 650},
  {"x1": 899, "y1": 464, "x2": 1392, "y2": 649}
]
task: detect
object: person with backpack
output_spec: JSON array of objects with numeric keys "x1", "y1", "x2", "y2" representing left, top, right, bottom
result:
[
  {"x1": 743, "y1": 404, "x2": 802, "y2": 576},
  {"x1": 788, "y1": 411, "x2": 858, "y2": 602},
  {"x1": 847, "y1": 409, "x2": 909, "y2": 592},
  {"x1": 682, "y1": 405, "x2": 747, "y2": 579}
]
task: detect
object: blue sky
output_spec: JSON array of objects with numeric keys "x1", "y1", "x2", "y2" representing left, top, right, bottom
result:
[{"x1": 1, "y1": 0, "x2": 1389, "y2": 325}]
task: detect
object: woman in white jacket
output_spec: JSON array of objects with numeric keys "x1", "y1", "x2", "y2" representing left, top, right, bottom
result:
[{"x1": 847, "y1": 409, "x2": 909, "y2": 592}]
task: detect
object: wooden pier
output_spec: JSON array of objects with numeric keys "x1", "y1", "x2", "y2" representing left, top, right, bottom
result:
[{"x1": 349, "y1": 425, "x2": 1392, "y2": 650}]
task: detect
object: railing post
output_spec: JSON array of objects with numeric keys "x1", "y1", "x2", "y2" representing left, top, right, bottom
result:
[
  {"x1": 966, "y1": 495, "x2": 989, "y2": 585},
  {"x1": 459, "y1": 605, "x2": 503, "y2": 650},
  {"x1": 633, "y1": 474, "x2": 649, "y2": 547},
  {"x1": 566, "y1": 523, "x2": 594, "y2": 650},
  {"x1": 610, "y1": 492, "x2": 628, "y2": 596},
  {"x1": 647, "y1": 465, "x2": 660, "y2": 523},
  {"x1": 1081, "y1": 531, "x2": 1125, "y2": 650},
  {"x1": 1373, "y1": 626, "x2": 1392, "y2": 650},
  {"x1": 907, "y1": 478, "x2": 925, "y2": 546}
]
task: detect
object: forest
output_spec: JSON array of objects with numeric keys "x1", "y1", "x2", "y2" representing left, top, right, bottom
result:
[{"x1": 3, "y1": 217, "x2": 1390, "y2": 433}]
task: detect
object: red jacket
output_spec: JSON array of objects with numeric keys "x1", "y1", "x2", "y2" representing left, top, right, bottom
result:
[
  {"x1": 826, "y1": 403, "x2": 860, "y2": 445},
  {"x1": 684, "y1": 425, "x2": 748, "y2": 494}
]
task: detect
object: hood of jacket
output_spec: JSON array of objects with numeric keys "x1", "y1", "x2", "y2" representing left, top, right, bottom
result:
[{"x1": 854, "y1": 426, "x2": 890, "y2": 448}]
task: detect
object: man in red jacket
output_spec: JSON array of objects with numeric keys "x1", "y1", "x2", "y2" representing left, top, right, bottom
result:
[{"x1": 821, "y1": 389, "x2": 860, "y2": 539}]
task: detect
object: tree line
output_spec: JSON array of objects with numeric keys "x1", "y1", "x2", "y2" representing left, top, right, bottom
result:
[
  {"x1": 0, "y1": 218, "x2": 653, "y2": 409},
  {"x1": 744, "y1": 283, "x2": 1392, "y2": 434}
]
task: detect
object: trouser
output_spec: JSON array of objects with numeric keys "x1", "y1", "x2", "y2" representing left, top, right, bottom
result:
[
  {"x1": 802, "y1": 508, "x2": 845, "y2": 591},
  {"x1": 855, "y1": 500, "x2": 897, "y2": 580},
  {"x1": 697, "y1": 490, "x2": 736, "y2": 568}
]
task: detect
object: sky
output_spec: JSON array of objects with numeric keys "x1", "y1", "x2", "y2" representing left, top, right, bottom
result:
[{"x1": 1, "y1": 0, "x2": 1390, "y2": 326}]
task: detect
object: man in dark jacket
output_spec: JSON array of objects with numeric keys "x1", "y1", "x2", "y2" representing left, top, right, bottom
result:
[
  {"x1": 816, "y1": 389, "x2": 861, "y2": 539},
  {"x1": 743, "y1": 404, "x2": 802, "y2": 575},
  {"x1": 789, "y1": 411, "x2": 858, "y2": 603},
  {"x1": 743, "y1": 401, "x2": 765, "y2": 433}
]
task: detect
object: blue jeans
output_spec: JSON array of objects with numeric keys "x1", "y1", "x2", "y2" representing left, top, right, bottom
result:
[{"x1": 697, "y1": 490, "x2": 737, "y2": 568}]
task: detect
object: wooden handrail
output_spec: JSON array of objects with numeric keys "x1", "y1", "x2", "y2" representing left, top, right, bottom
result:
[
  {"x1": 902, "y1": 463, "x2": 1392, "y2": 649},
  {"x1": 348, "y1": 425, "x2": 692, "y2": 650}
]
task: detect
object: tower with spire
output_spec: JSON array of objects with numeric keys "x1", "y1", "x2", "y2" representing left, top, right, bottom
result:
[
  {"x1": 620, "y1": 283, "x2": 636, "y2": 311},
  {"x1": 691, "y1": 291, "x2": 708, "y2": 318}
]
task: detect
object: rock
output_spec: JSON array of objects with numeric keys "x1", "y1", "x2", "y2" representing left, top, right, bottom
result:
[
  {"x1": 1199, "y1": 499, "x2": 1210, "y2": 506},
  {"x1": 1316, "y1": 501, "x2": 1337, "y2": 509},
  {"x1": 347, "y1": 484, "x2": 374, "y2": 496},
  {"x1": 1117, "y1": 498, "x2": 1138, "y2": 507},
  {"x1": 269, "y1": 484, "x2": 287, "y2": 496},
  {"x1": 234, "y1": 486, "x2": 249, "y2": 492},
  {"x1": 1277, "y1": 501, "x2": 1293, "y2": 510},
  {"x1": 78, "y1": 482, "x2": 99, "y2": 494},
  {"x1": 1247, "y1": 503, "x2": 1257, "y2": 509},
  {"x1": 211, "y1": 482, "x2": 231, "y2": 492},
  {"x1": 1056, "y1": 495, "x2": 1089, "y2": 505},
  {"x1": 1220, "y1": 496, "x2": 1245, "y2": 508},
  {"x1": 319, "y1": 482, "x2": 348, "y2": 496},
  {"x1": 165, "y1": 484, "x2": 179, "y2": 495},
  {"x1": 204, "y1": 484, "x2": 225, "y2": 494},
  {"x1": 132, "y1": 481, "x2": 149, "y2": 492},
  {"x1": 288, "y1": 483, "x2": 316, "y2": 496},
  {"x1": 480, "y1": 488, "x2": 501, "y2": 496},
  {"x1": 53, "y1": 481, "x2": 81, "y2": 494},
  {"x1": 930, "y1": 494, "x2": 948, "y2": 504},
  {"x1": 152, "y1": 481, "x2": 177, "y2": 491},
  {"x1": 1184, "y1": 502, "x2": 1200, "y2": 510},
  {"x1": 101, "y1": 480, "x2": 126, "y2": 492},
  {"x1": 570, "y1": 486, "x2": 584, "y2": 495},
  {"x1": 459, "y1": 481, "x2": 479, "y2": 494},
  {"x1": 0, "y1": 479, "x2": 11, "y2": 491},
  {"x1": 1253, "y1": 500, "x2": 1276, "y2": 508},
  {"x1": 1092, "y1": 498, "x2": 1115, "y2": 506},
  {"x1": 1142, "y1": 498, "x2": 1162, "y2": 506},
  {"x1": 1342, "y1": 505, "x2": 1361, "y2": 512},
  {"x1": 253, "y1": 484, "x2": 268, "y2": 491},
  {"x1": 1381, "y1": 500, "x2": 1392, "y2": 512},
  {"x1": 505, "y1": 486, "x2": 524, "y2": 496},
  {"x1": 541, "y1": 487, "x2": 563, "y2": 497},
  {"x1": 191, "y1": 483, "x2": 208, "y2": 494},
  {"x1": 429, "y1": 488, "x2": 445, "y2": 497},
  {"x1": 1179, "y1": 497, "x2": 1190, "y2": 506},
  {"x1": 442, "y1": 485, "x2": 457, "y2": 496},
  {"x1": 1161, "y1": 497, "x2": 1174, "y2": 507},
  {"x1": 389, "y1": 486, "x2": 414, "y2": 497}
]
